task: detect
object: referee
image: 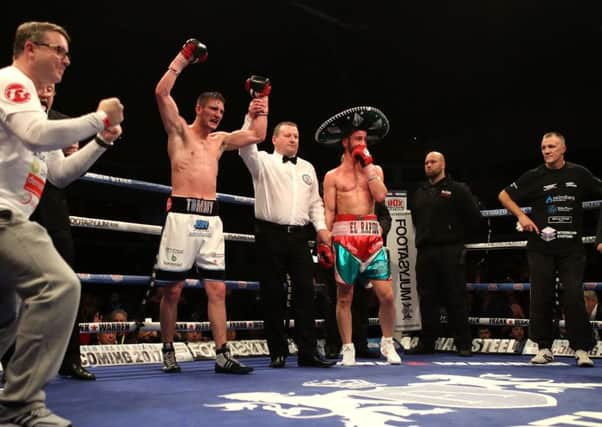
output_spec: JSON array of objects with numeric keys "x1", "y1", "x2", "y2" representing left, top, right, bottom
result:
[{"x1": 239, "y1": 120, "x2": 335, "y2": 368}]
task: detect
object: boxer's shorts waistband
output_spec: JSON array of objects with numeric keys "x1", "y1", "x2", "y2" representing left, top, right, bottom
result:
[{"x1": 168, "y1": 196, "x2": 219, "y2": 216}]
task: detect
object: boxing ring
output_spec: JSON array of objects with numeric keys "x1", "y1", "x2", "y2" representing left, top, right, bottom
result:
[{"x1": 3, "y1": 172, "x2": 602, "y2": 427}]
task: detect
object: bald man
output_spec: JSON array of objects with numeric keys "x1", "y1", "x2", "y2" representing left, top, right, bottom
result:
[
  {"x1": 499, "y1": 131, "x2": 602, "y2": 367},
  {"x1": 408, "y1": 151, "x2": 482, "y2": 356}
]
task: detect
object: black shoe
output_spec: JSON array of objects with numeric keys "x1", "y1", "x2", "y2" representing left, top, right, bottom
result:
[
  {"x1": 325, "y1": 344, "x2": 340, "y2": 359},
  {"x1": 59, "y1": 362, "x2": 96, "y2": 380},
  {"x1": 457, "y1": 348, "x2": 472, "y2": 357},
  {"x1": 298, "y1": 354, "x2": 336, "y2": 368},
  {"x1": 162, "y1": 347, "x2": 181, "y2": 373},
  {"x1": 355, "y1": 348, "x2": 380, "y2": 359},
  {"x1": 405, "y1": 342, "x2": 435, "y2": 355},
  {"x1": 269, "y1": 355, "x2": 286, "y2": 368},
  {"x1": 215, "y1": 345, "x2": 254, "y2": 374}
]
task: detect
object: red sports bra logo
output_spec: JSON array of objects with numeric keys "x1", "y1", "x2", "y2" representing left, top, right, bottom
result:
[{"x1": 4, "y1": 83, "x2": 31, "y2": 103}]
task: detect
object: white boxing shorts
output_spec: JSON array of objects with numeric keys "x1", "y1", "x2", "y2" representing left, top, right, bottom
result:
[{"x1": 155, "y1": 197, "x2": 225, "y2": 280}]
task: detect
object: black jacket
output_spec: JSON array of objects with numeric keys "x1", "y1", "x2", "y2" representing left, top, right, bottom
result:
[{"x1": 410, "y1": 176, "x2": 482, "y2": 248}]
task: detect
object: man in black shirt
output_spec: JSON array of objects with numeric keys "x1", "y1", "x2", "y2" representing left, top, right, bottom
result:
[
  {"x1": 408, "y1": 151, "x2": 482, "y2": 356},
  {"x1": 499, "y1": 131, "x2": 602, "y2": 367}
]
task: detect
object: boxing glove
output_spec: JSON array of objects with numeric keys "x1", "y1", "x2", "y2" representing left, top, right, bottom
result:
[
  {"x1": 169, "y1": 39, "x2": 208, "y2": 74},
  {"x1": 351, "y1": 144, "x2": 374, "y2": 167},
  {"x1": 245, "y1": 75, "x2": 272, "y2": 98},
  {"x1": 317, "y1": 243, "x2": 334, "y2": 269}
]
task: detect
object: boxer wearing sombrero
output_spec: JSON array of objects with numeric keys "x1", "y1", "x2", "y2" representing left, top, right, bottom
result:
[{"x1": 316, "y1": 106, "x2": 401, "y2": 366}]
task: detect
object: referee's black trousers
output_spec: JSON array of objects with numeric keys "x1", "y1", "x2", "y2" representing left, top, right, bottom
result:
[{"x1": 255, "y1": 221, "x2": 317, "y2": 358}]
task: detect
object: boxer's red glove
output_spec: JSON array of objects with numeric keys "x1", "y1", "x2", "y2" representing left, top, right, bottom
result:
[
  {"x1": 317, "y1": 243, "x2": 334, "y2": 269},
  {"x1": 181, "y1": 38, "x2": 208, "y2": 63},
  {"x1": 351, "y1": 144, "x2": 374, "y2": 167},
  {"x1": 169, "y1": 39, "x2": 208, "y2": 74},
  {"x1": 245, "y1": 75, "x2": 272, "y2": 98}
]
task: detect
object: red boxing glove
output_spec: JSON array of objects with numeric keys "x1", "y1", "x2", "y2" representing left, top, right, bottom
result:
[
  {"x1": 169, "y1": 39, "x2": 208, "y2": 74},
  {"x1": 181, "y1": 38, "x2": 208, "y2": 63},
  {"x1": 317, "y1": 243, "x2": 334, "y2": 269},
  {"x1": 245, "y1": 75, "x2": 272, "y2": 98},
  {"x1": 351, "y1": 144, "x2": 373, "y2": 167}
]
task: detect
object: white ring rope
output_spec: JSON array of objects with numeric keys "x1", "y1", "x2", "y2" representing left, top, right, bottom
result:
[
  {"x1": 79, "y1": 319, "x2": 326, "y2": 334},
  {"x1": 68, "y1": 216, "x2": 597, "y2": 248},
  {"x1": 70, "y1": 216, "x2": 255, "y2": 243},
  {"x1": 79, "y1": 317, "x2": 602, "y2": 334},
  {"x1": 81, "y1": 173, "x2": 254, "y2": 205},
  {"x1": 80, "y1": 172, "x2": 601, "y2": 215}
]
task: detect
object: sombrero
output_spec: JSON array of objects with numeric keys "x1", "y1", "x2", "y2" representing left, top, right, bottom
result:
[{"x1": 314, "y1": 106, "x2": 390, "y2": 145}]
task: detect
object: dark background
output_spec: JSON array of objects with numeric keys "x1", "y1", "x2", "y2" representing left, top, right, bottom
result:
[{"x1": 4, "y1": 1, "x2": 602, "y2": 282}]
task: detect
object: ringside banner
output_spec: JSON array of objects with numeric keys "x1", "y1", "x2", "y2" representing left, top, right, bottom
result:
[{"x1": 386, "y1": 192, "x2": 421, "y2": 332}]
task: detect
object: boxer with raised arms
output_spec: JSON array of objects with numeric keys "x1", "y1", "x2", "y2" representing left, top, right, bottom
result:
[{"x1": 153, "y1": 39, "x2": 268, "y2": 374}]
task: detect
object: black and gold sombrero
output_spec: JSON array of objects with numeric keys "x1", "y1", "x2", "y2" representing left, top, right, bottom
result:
[{"x1": 314, "y1": 106, "x2": 390, "y2": 145}]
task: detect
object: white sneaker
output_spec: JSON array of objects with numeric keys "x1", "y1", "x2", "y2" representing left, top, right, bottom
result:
[
  {"x1": 530, "y1": 348, "x2": 554, "y2": 364},
  {"x1": 575, "y1": 349, "x2": 594, "y2": 367},
  {"x1": 340, "y1": 343, "x2": 356, "y2": 366},
  {"x1": 380, "y1": 337, "x2": 402, "y2": 365}
]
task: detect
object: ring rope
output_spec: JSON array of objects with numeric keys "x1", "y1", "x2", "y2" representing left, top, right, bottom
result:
[
  {"x1": 80, "y1": 173, "x2": 254, "y2": 206},
  {"x1": 79, "y1": 317, "x2": 602, "y2": 334},
  {"x1": 69, "y1": 216, "x2": 255, "y2": 242},
  {"x1": 70, "y1": 215, "x2": 598, "y2": 248},
  {"x1": 79, "y1": 172, "x2": 601, "y2": 215},
  {"x1": 466, "y1": 282, "x2": 602, "y2": 291},
  {"x1": 77, "y1": 273, "x2": 259, "y2": 290},
  {"x1": 76, "y1": 273, "x2": 602, "y2": 292},
  {"x1": 80, "y1": 319, "x2": 325, "y2": 334},
  {"x1": 465, "y1": 237, "x2": 597, "y2": 250},
  {"x1": 480, "y1": 200, "x2": 601, "y2": 217}
]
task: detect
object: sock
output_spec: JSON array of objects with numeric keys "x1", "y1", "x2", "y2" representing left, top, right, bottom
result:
[{"x1": 215, "y1": 344, "x2": 230, "y2": 367}]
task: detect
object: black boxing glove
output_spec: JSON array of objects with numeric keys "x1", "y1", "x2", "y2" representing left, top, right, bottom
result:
[
  {"x1": 169, "y1": 39, "x2": 208, "y2": 74},
  {"x1": 245, "y1": 75, "x2": 272, "y2": 98},
  {"x1": 317, "y1": 243, "x2": 334, "y2": 269},
  {"x1": 351, "y1": 144, "x2": 374, "y2": 167}
]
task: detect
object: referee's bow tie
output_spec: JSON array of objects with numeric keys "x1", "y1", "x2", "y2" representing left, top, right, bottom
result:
[{"x1": 282, "y1": 155, "x2": 297, "y2": 164}]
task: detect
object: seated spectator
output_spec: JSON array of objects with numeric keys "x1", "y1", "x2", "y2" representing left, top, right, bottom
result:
[
  {"x1": 509, "y1": 326, "x2": 527, "y2": 352},
  {"x1": 186, "y1": 330, "x2": 208, "y2": 343},
  {"x1": 478, "y1": 327, "x2": 493, "y2": 339},
  {"x1": 96, "y1": 330, "x2": 118, "y2": 345}
]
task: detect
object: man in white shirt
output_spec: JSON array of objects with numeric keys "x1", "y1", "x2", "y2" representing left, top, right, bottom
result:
[
  {"x1": 239, "y1": 120, "x2": 335, "y2": 368},
  {"x1": 0, "y1": 21, "x2": 123, "y2": 427}
]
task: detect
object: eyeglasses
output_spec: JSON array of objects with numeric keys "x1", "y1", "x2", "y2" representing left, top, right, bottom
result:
[{"x1": 32, "y1": 41, "x2": 70, "y2": 60}]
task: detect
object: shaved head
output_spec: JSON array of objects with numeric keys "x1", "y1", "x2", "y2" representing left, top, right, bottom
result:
[{"x1": 424, "y1": 151, "x2": 446, "y2": 183}]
